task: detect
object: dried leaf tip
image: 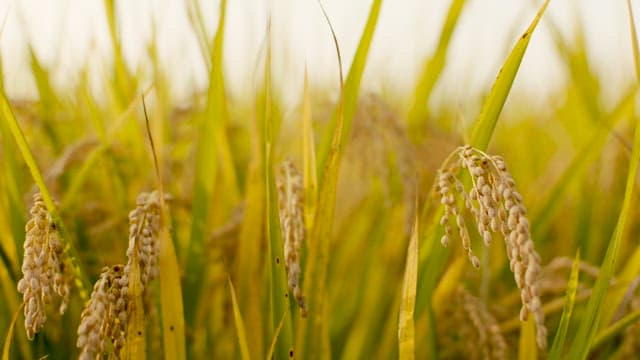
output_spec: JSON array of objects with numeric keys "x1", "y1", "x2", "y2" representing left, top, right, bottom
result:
[
  {"x1": 17, "y1": 192, "x2": 72, "y2": 340},
  {"x1": 435, "y1": 145, "x2": 546, "y2": 349},
  {"x1": 276, "y1": 159, "x2": 307, "y2": 316}
]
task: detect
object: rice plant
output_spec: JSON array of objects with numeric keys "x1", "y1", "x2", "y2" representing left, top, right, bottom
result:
[{"x1": 1, "y1": 0, "x2": 640, "y2": 359}]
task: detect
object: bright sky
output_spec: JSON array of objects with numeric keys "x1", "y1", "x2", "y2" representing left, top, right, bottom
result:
[{"x1": 0, "y1": 0, "x2": 637, "y2": 111}]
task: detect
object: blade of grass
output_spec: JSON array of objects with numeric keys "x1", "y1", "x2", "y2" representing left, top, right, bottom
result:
[
  {"x1": 469, "y1": 0, "x2": 550, "y2": 149},
  {"x1": 398, "y1": 206, "x2": 418, "y2": 360},
  {"x1": 407, "y1": 0, "x2": 467, "y2": 138},
  {"x1": 228, "y1": 277, "x2": 250, "y2": 360},
  {"x1": 0, "y1": 87, "x2": 90, "y2": 299},
  {"x1": 184, "y1": 0, "x2": 227, "y2": 327},
  {"x1": 548, "y1": 249, "x2": 581, "y2": 360},
  {"x1": 1, "y1": 303, "x2": 22, "y2": 360},
  {"x1": 263, "y1": 28, "x2": 295, "y2": 358}
]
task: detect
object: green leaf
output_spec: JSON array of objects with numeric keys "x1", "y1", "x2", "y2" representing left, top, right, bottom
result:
[
  {"x1": 263, "y1": 30, "x2": 295, "y2": 360},
  {"x1": 184, "y1": 0, "x2": 227, "y2": 326}
]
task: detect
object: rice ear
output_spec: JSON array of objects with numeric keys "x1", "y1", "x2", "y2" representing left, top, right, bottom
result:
[{"x1": 435, "y1": 145, "x2": 547, "y2": 349}]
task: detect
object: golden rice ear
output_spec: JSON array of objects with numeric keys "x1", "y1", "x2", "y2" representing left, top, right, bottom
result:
[
  {"x1": 276, "y1": 159, "x2": 307, "y2": 316},
  {"x1": 76, "y1": 264, "x2": 127, "y2": 360},
  {"x1": 435, "y1": 145, "x2": 547, "y2": 350},
  {"x1": 17, "y1": 192, "x2": 72, "y2": 340},
  {"x1": 126, "y1": 191, "x2": 162, "y2": 289}
]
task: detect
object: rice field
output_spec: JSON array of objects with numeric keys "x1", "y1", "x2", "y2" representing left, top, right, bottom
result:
[{"x1": 1, "y1": 0, "x2": 640, "y2": 359}]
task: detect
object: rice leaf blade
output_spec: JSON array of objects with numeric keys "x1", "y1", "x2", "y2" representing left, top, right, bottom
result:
[
  {"x1": 184, "y1": 0, "x2": 227, "y2": 326},
  {"x1": 263, "y1": 30, "x2": 295, "y2": 359}
]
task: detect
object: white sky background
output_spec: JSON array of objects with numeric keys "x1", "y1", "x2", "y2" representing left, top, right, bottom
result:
[{"x1": 0, "y1": 0, "x2": 637, "y2": 114}]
